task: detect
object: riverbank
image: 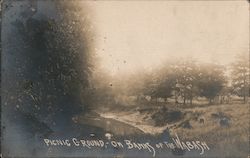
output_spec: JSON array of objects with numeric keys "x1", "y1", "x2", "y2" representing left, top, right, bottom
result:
[{"x1": 95, "y1": 103, "x2": 249, "y2": 156}]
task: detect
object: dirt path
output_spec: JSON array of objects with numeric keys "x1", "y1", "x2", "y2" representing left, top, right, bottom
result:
[
  {"x1": 78, "y1": 113, "x2": 145, "y2": 136},
  {"x1": 97, "y1": 111, "x2": 169, "y2": 135}
]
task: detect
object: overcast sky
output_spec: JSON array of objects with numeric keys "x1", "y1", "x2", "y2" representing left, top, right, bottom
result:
[{"x1": 85, "y1": 1, "x2": 249, "y2": 75}]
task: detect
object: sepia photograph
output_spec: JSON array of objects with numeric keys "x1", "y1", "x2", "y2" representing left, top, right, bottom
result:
[{"x1": 1, "y1": 0, "x2": 249, "y2": 157}]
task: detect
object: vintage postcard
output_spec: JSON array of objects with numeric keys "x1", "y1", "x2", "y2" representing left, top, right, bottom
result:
[{"x1": 1, "y1": 0, "x2": 249, "y2": 157}]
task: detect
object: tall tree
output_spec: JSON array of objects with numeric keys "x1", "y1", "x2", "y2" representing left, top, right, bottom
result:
[
  {"x1": 151, "y1": 66, "x2": 175, "y2": 102},
  {"x1": 171, "y1": 59, "x2": 198, "y2": 105},
  {"x1": 197, "y1": 63, "x2": 226, "y2": 104},
  {"x1": 231, "y1": 53, "x2": 249, "y2": 103}
]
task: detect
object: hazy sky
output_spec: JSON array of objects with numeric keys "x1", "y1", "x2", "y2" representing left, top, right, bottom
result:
[{"x1": 86, "y1": 1, "x2": 249, "y2": 75}]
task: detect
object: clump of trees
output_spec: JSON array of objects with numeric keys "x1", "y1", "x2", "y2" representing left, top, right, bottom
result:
[
  {"x1": 131, "y1": 60, "x2": 227, "y2": 105},
  {"x1": 117, "y1": 54, "x2": 249, "y2": 106}
]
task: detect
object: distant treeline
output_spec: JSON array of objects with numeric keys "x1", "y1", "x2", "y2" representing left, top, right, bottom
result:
[{"x1": 94, "y1": 53, "x2": 249, "y2": 105}]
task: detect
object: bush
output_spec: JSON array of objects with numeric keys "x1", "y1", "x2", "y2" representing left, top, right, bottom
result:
[{"x1": 151, "y1": 107, "x2": 184, "y2": 126}]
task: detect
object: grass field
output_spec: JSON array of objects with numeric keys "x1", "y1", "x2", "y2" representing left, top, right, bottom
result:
[
  {"x1": 175, "y1": 103, "x2": 249, "y2": 157},
  {"x1": 97, "y1": 103, "x2": 249, "y2": 157}
]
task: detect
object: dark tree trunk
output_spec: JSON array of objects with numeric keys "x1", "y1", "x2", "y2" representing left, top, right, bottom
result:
[
  {"x1": 183, "y1": 95, "x2": 186, "y2": 105},
  {"x1": 243, "y1": 77, "x2": 246, "y2": 104},
  {"x1": 175, "y1": 90, "x2": 178, "y2": 104},
  {"x1": 209, "y1": 98, "x2": 212, "y2": 104},
  {"x1": 190, "y1": 88, "x2": 193, "y2": 105}
]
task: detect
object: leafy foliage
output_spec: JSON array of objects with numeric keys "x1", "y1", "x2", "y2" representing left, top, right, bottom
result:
[
  {"x1": 231, "y1": 53, "x2": 250, "y2": 103},
  {"x1": 11, "y1": 1, "x2": 95, "y2": 124},
  {"x1": 197, "y1": 63, "x2": 226, "y2": 103}
]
